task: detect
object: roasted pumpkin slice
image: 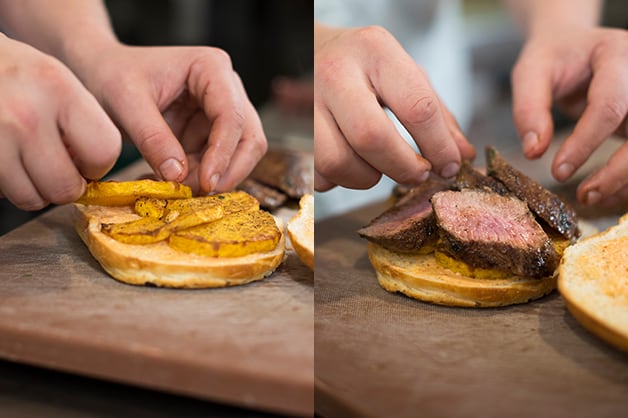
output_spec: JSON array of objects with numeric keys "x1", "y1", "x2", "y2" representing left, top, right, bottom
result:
[
  {"x1": 102, "y1": 216, "x2": 170, "y2": 244},
  {"x1": 77, "y1": 180, "x2": 192, "y2": 206},
  {"x1": 165, "y1": 200, "x2": 224, "y2": 232},
  {"x1": 169, "y1": 210, "x2": 280, "y2": 257},
  {"x1": 135, "y1": 197, "x2": 168, "y2": 218}
]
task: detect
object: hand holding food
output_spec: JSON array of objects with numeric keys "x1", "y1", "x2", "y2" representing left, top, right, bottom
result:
[
  {"x1": 70, "y1": 44, "x2": 267, "y2": 195},
  {"x1": 0, "y1": 33, "x2": 120, "y2": 210},
  {"x1": 314, "y1": 23, "x2": 475, "y2": 191}
]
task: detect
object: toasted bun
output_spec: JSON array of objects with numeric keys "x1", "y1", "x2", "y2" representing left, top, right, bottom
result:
[
  {"x1": 368, "y1": 242, "x2": 558, "y2": 308},
  {"x1": 287, "y1": 194, "x2": 314, "y2": 270},
  {"x1": 73, "y1": 204, "x2": 285, "y2": 288},
  {"x1": 558, "y1": 214, "x2": 628, "y2": 353}
]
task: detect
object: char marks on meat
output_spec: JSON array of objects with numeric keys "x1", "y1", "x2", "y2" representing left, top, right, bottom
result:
[
  {"x1": 238, "y1": 178, "x2": 288, "y2": 210},
  {"x1": 248, "y1": 148, "x2": 313, "y2": 198},
  {"x1": 431, "y1": 189, "x2": 559, "y2": 278},
  {"x1": 358, "y1": 177, "x2": 451, "y2": 252},
  {"x1": 486, "y1": 146, "x2": 580, "y2": 241},
  {"x1": 453, "y1": 160, "x2": 510, "y2": 195}
]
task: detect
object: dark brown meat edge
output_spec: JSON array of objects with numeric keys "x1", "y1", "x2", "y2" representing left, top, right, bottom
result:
[
  {"x1": 486, "y1": 146, "x2": 580, "y2": 241},
  {"x1": 358, "y1": 177, "x2": 451, "y2": 252}
]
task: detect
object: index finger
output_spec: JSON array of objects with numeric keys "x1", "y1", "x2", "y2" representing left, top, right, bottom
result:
[
  {"x1": 187, "y1": 49, "x2": 249, "y2": 191},
  {"x1": 368, "y1": 39, "x2": 464, "y2": 178}
]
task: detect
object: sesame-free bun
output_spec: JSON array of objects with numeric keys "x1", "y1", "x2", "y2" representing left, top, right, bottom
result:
[
  {"x1": 73, "y1": 203, "x2": 285, "y2": 288},
  {"x1": 367, "y1": 242, "x2": 557, "y2": 308},
  {"x1": 287, "y1": 194, "x2": 313, "y2": 270},
  {"x1": 558, "y1": 213, "x2": 628, "y2": 353}
]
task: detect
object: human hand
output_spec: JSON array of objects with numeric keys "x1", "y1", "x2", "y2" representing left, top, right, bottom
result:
[
  {"x1": 314, "y1": 24, "x2": 475, "y2": 192},
  {"x1": 0, "y1": 34, "x2": 120, "y2": 210},
  {"x1": 74, "y1": 43, "x2": 267, "y2": 195},
  {"x1": 511, "y1": 26, "x2": 628, "y2": 206}
]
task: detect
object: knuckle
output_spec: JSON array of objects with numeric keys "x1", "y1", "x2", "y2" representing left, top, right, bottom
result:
[
  {"x1": 209, "y1": 47, "x2": 233, "y2": 68},
  {"x1": 404, "y1": 93, "x2": 439, "y2": 125},
  {"x1": 350, "y1": 120, "x2": 388, "y2": 153},
  {"x1": 315, "y1": 56, "x2": 347, "y2": 90},
  {"x1": 0, "y1": 101, "x2": 40, "y2": 140},
  {"x1": 599, "y1": 99, "x2": 626, "y2": 126},
  {"x1": 353, "y1": 25, "x2": 393, "y2": 49},
  {"x1": 11, "y1": 193, "x2": 48, "y2": 211},
  {"x1": 135, "y1": 125, "x2": 168, "y2": 151},
  {"x1": 315, "y1": 156, "x2": 346, "y2": 181},
  {"x1": 45, "y1": 180, "x2": 84, "y2": 204}
]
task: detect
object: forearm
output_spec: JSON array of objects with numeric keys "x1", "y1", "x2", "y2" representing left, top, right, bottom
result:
[
  {"x1": 0, "y1": 0, "x2": 117, "y2": 70},
  {"x1": 506, "y1": 0, "x2": 603, "y2": 35}
]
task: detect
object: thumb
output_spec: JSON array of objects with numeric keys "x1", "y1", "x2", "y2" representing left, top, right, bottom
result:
[
  {"x1": 511, "y1": 54, "x2": 555, "y2": 159},
  {"x1": 111, "y1": 92, "x2": 188, "y2": 182}
]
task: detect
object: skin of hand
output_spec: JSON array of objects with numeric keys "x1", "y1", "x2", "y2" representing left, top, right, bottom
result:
[
  {"x1": 314, "y1": 23, "x2": 475, "y2": 192},
  {"x1": 0, "y1": 34, "x2": 121, "y2": 210},
  {"x1": 511, "y1": 25, "x2": 628, "y2": 207},
  {"x1": 70, "y1": 43, "x2": 267, "y2": 195}
]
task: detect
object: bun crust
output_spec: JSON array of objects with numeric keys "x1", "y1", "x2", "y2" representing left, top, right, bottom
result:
[
  {"x1": 287, "y1": 194, "x2": 313, "y2": 270},
  {"x1": 73, "y1": 204, "x2": 285, "y2": 288},
  {"x1": 368, "y1": 242, "x2": 557, "y2": 308},
  {"x1": 558, "y1": 214, "x2": 628, "y2": 353}
]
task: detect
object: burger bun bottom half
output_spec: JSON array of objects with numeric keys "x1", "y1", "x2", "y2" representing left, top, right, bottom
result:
[{"x1": 73, "y1": 204, "x2": 285, "y2": 289}]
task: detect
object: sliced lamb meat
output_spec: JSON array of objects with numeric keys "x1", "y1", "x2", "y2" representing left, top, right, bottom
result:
[
  {"x1": 237, "y1": 178, "x2": 288, "y2": 210},
  {"x1": 431, "y1": 189, "x2": 559, "y2": 278},
  {"x1": 249, "y1": 148, "x2": 313, "y2": 198},
  {"x1": 358, "y1": 177, "x2": 451, "y2": 252},
  {"x1": 486, "y1": 146, "x2": 580, "y2": 241},
  {"x1": 453, "y1": 160, "x2": 510, "y2": 195}
]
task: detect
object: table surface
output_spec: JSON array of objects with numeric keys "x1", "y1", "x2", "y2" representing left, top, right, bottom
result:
[
  {"x1": 0, "y1": 161, "x2": 313, "y2": 417},
  {"x1": 314, "y1": 140, "x2": 628, "y2": 418}
]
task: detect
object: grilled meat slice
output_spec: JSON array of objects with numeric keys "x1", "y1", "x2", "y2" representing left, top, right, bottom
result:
[
  {"x1": 249, "y1": 148, "x2": 313, "y2": 198},
  {"x1": 237, "y1": 178, "x2": 288, "y2": 210},
  {"x1": 486, "y1": 146, "x2": 580, "y2": 241},
  {"x1": 358, "y1": 177, "x2": 451, "y2": 252},
  {"x1": 432, "y1": 189, "x2": 559, "y2": 278},
  {"x1": 453, "y1": 160, "x2": 510, "y2": 195}
]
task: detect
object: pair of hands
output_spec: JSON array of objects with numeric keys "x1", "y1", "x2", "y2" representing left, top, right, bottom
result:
[
  {"x1": 315, "y1": 24, "x2": 628, "y2": 207},
  {"x1": 0, "y1": 34, "x2": 266, "y2": 211}
]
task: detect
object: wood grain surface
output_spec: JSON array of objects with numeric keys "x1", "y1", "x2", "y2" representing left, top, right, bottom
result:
[
  {"x1": 0, "y1": 161, "x2": 313, "y2": 417},
  {"x1": 315, "y1": 141, "x2": 628, "y2": 418}
]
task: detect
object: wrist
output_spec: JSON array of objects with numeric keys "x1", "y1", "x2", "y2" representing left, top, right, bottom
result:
[{"x1": 59, "y1": 25, "x2": 120, "y2": 84}]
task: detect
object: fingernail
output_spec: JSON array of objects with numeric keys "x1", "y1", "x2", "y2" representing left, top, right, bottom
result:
[
  {"x1": 440, "y1": 162, "x2": 460, "y2": 179},
  {"x1": 556, "y1": 162, "x2": 575, "y2": 180},
  {"x1": 585, "y1": 190, "x2": 602, "y2": 206},
  {"x1": 209, "y1": 173, "x2": 220, "y2": 191},
  {"x1": 522, "y1": 131, "x2": 539, "y2": 155},
  {"x1": 418, "y1": 170, "x2": 430, "y2": 182},
  {"x1": 159, "y1": 158, "x2": 183, "y2": 181}
]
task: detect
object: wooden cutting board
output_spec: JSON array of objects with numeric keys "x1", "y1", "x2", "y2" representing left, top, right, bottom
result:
[
  {"x1": 0, "y1": 161, "x2": 313, "y2": 417},
  {"x1": 315, "y1": 140, "x2": 628, "y2": 418}
]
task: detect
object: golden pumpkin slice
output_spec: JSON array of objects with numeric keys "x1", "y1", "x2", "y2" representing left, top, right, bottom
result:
[
  {"x1": 165, "y1": 191, "x2": 259, "y2": 217},
  {"x1": 165, "y1": 200, "x2": 224, "y2": 232},
  {"x1": 169, "y1": 210, "x2": 280, "y2": 257},
  {"x1": 76, "y1": 180, "x2": 192, "y2": 206},
  {"x1": 102, "y1": 216, "x2": 170, "y2": 244},
  {"x1": 135, "y1": 197, "x2": 168, "y2": 218}
]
